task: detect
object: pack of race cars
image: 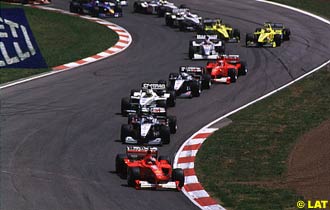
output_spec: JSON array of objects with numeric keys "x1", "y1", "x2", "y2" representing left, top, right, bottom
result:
[{"x1": 66, "y1": 0, "x2": 291, "y2": 191}]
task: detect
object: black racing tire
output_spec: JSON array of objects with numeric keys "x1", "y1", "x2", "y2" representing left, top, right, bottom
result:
[
  {"x1": 115, "y1": 154, "x2": 128, "y2": 178},
  {"x1": 169, "y1": 72, "x2": 179, "y2": 80},
  {"x1": 165, "y1": 16, "x2": 173, "y2": 26},
  {"x1": 133, "y1": 2, "x2": 138, "y2": 13},
  {"x1": 160, "y1": 125, "x2": 170, "y2": 144},
  {"x1": 121, "y1": 124, "x2": 134, "y2": 143},
  {"x1": 127, "y1": 167, "x2": 140, "y2": 187},
  {"x1": 202, "y1": 74, "x2": 212, "y2": 89},
  {"x1": 274, "y1": 34, "x2": 281, "y2": 47},
  {"x1": 172, "y1": 168, "x2": 185, "y2": 189},
  {"x1": 283, "y1": 28, "x2": 290, "y2": 41},
  {"x1": 167, "y1": 91, "x2": 176, "y2": 107},
  {"x1": 233, "y1": 28, "x2": 240, "y2": 41},
  {"x1": 228, "y1": 68, "x2": 237, "y2": 83},
  {"x1": 168, "y1": 115, "x2": 177, "y2": 134},
  {"x1": 245, "y1": 33, "x2": 254, "y2": 47},
  {"x1": 191, "y1": 81, "x2": 201, "y2": 97},
  {"x1": 188, "y1": 46, "x2": 195, "y2": 59},
  {"x1": 121, "y1": 97, "x2": 131, "y2": 116},
  {"x1": 238, "y1": 61, "x2": 247, "y2": 76},
  {"x1": 158, "y1": 155, "x2": 171, "y2": 165}
]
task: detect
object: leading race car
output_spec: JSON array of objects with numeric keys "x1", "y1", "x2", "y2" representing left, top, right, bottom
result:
[
  {"x1": 115, "y1": 146, "x2": 185, "y2": 190},
  {"x1": 121, "y1": 83, "x2": 176, "y2": 116},
  {"x1": 246, "y1": 22, "x2": 290, "y2": 47},
  {"x1": 133, "y1": 0, "x2": 176, "y2": 15},
  {"x1": 167, "y1": 66, "x2": 211, "y2": 98},
  {"x1": 164, "y1": 8, "x2": 202, "y2": 31},
  {"x1": 69, "y1": 0, "x2": 123, "y2": 18},
  {"x1": 189, "y1": 35, "x2": 225, "y2": 60},
  {"x1": 121, "y1": 109, "x2": 173, "y2": 145},
  {"x1": 205, "y1": 55, "x2": 247, "y2": 83},
  {"x1": 198, "y1": 18, "x2": 240, "y2": 43}
]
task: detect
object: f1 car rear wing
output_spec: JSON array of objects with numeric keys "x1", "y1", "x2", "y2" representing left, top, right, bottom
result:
[
  {"x1": 264, "y1": 22, "x2": 284, "y2": 29},
  {"x1": 179, "y1": 66, "x2": 205, "y2": 75},
  {"x1": 141, "y1": 83, "x2": 166, "y2": 91},
  {"x1": 196, "y1": 34, "x2": 218, "y2": 40},
  {"x1": 171, "y1": 8, "x2": 189, "y2": 14},
  {"x1": 219, "y1": 54, "x2": 240, "y2": 64},
  {"x1": 126, "y1": 146, "x2": 158, "y2": 159},
  {"x1": 202, "y1": 18, "x2": 222, "y2": 25}
]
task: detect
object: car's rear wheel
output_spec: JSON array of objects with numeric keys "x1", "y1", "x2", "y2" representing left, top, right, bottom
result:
[
  {"x1": 283, "y1": 28, "x2": 290, "y2": 41},
  {"x1": 189, "y1": 46, "x2": 195, "y2": 59},
  {"x1": 228, "y1": 68, "x2": 237, "y2": 83},
  {"x1": 121, "y1": 97, "x2": 131, "y2": 116},
  {"x1": 172, "y1": 168, "x2": 185, "y2": 189},
  {"x1": 274, "y1": 34, "x2": 281, "y2": 47},
  {"x1": 233, "y1": 28, "x2": 240, "y2": 41},
  {"x1": 160, "y1": 125, "x2": 170, "y2": 144},
  {"x1": 127, "y1": 167, "x2": 140, "y2": 187},
  {"x1": 121, "y1": 124, "x2": 134, "y2": 143},
  {"x1": 168, "y1": 115, "x2": 177, "y2": 134},
  {"x1": 245, "y1": 33, "x2": 254, "y2": 47},
  {"x1": 238, "y1": 61, "x2": 247, "y2": 76},
  {"x1": 116, "y1": 154, "x2": 128, "y2": 178},
  {"x1": 191, "y1": 81, "x2": 200, "y2": 97},
  {"x1": 202, "y1": 74, "x2": 212, "y2": 89},
  {"x1": 167, "y1": 91, "x2": 176, "y2": 107}
]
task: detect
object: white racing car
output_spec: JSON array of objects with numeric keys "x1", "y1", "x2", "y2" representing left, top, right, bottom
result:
[
  {"x1": 165, "y1": 8, "x2": 202, "y2": 31},
  {"x1": 121, "y1": 82, "x2": 176, "y2": 116},
  {"x1": 188, "y1": 35, "x2": 225, "y2": 60}
]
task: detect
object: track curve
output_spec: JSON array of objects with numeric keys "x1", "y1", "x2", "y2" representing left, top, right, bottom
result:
[{"x1": 1, "y1": 0, "x2": 330, "y2": 210}]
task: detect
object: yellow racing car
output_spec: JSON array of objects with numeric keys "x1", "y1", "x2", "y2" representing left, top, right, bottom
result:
[
  {"x1": 198, "y1": 18, "x2": 240, "y2": 43},
  {"x1": 246, "y1": 22, "x2": 290, "y2": 47}
]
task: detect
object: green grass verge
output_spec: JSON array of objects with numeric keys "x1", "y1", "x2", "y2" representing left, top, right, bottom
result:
[
  {"x1": 0, "y1": 2, "x2": 118, "y2": 84},
  {"x1": 196, "y1": 67, "x2": 330, "y2": 210},
  {"x1": 269, "y1": 0, "x2": 330, "y2": 19},
  {"x1": 195, "y1": 1, "x2": 330, "y2": 209}
]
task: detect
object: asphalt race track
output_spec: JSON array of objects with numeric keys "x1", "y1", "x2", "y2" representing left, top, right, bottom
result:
[{"x1": 1, "y1": 0, "x2": 330, "y2": 209}]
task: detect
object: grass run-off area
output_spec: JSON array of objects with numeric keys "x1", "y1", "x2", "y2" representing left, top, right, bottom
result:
[
  {"x1": 196, "y1": 1, "x2": 330, "y2": 210},
  {"x1": 0, "y1": 2, "x2": 118, "y2": 84}
]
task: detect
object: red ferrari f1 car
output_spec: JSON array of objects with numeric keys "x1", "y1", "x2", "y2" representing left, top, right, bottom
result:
[
  {"x1": 205, "y1": 55, "x2": 247, "y2": 84},
  {"x1": 115, "y1": 146, "x2": 184, "y2": 190}
]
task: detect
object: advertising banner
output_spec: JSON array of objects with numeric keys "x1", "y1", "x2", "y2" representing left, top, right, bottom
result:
[{"x1": 0, "y1": 8, "x2": 48, "y2": 68}]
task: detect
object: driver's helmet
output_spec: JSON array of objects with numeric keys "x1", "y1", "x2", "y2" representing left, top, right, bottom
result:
[
  {"x1": 215, "y1": 19, "x2": 222, "y2": 26},
  {"x1": 181, "y1": 72, "x2": 189, "y2": 79},
  {"x1": 145, "y1": 86, "x2": 153, "y2": 96},
  {"x1": 145, "y1": 150, "x2": 156, "y2": 165},
  {"x1": 146, "y1": 156, "x2": 156, "y2": 165},
  {"x1": 204, "y1": 37, "x2": 211, "y2": 44},
  {"x1": 217, "y1": 60, "x2": 224, "y2": 66},
  {"x1": 146, "y1": 115, "x2": 154, "y2": 122}
]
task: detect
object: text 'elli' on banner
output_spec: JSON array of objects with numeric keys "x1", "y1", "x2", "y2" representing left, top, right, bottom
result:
[{"x1": 0, "y1": 8, "x2": 48, "y2": 68}]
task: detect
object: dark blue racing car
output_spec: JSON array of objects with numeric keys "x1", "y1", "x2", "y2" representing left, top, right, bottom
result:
[{"x1": 70, "y1": 0, "x2": 123, "y2": 18}]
